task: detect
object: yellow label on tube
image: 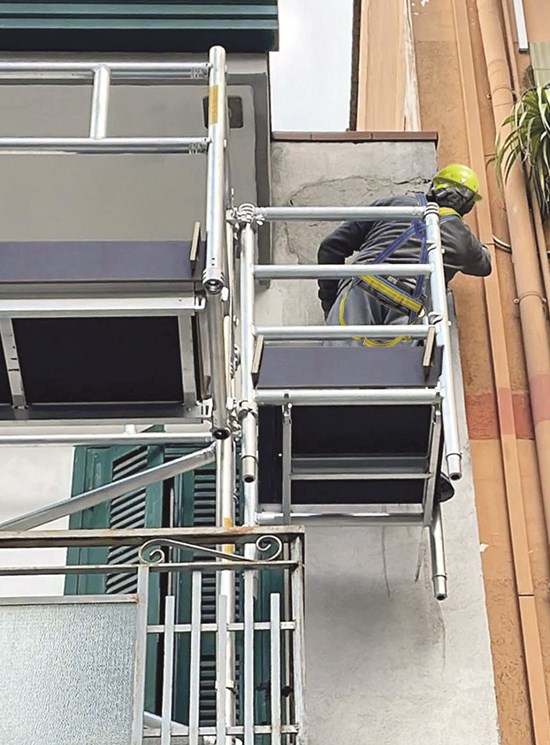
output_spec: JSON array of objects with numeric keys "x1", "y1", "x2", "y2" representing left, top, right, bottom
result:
[
  {"x1": 209, "y1": 85, "x2": 219, "y2": 126},
  {"x1": 223, "y1": 516, "x2": 234, "y2": 554}
]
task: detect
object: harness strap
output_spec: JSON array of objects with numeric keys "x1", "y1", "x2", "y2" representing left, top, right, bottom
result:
[
  {"x1": 338, "y1": 283, "x2": 408, "y2": 347},
  {"x1": 338, "y1": 196, "x2": 461, "y2": 347},
  {"x1": 358, "y1": 276, "x2": 424, "y2": 314}
]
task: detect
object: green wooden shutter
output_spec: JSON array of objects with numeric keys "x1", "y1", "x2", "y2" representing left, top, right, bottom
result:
[
  {"x1": 66, "y1": 442, "x2": 164, "y2": 590},
  {"x1": 165, "y1": 444, "x2": 225, "y2": 727},
  {"x1": 165, "y1": 444, "x2": 248, "y2": 728},
  {"x1": 67, "y1": 439, "x2": 277, "y2": 728},
  {"x1": 65, "y1": 441, "x2": 165, "y2": 713}
]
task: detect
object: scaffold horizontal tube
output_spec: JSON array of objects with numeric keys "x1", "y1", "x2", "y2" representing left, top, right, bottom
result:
[
  {"x1": 0, "y1": 61, "x2": 210, "y2": 79},
  {"x1": 255, "y1": 206, "x2": 425, "y2": 222},
  {"x1": 0, "y1": 432, "x2": 213, "y2": 446},
  {"x1": 253, "y1": 264, "x2": 432, "y2": 279},
  {"x1": 254, "y1": 388, "x2": 438, "y2": 405},
  {"x1": 256, "y1": 512, "x2": 424, "y2": 526},
  {"x1": 0, "y1": 443, "x2": 216, "y2": 531},
  {"x1": 0, "y1": 137, "x2": 209, "y2": 154},
  {"x1": 256, "y1": 324, "x2": 430, "y2": 340}
]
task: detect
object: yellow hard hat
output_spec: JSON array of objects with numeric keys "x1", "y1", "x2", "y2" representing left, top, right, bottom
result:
[{"x1": 432, "y1": 163, "x2": 483, "y2": 202}]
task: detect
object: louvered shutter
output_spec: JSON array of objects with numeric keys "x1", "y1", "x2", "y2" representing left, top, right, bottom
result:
[
  {"x1": 67, "y1": 439, "x2": 271, "y2": 727},
  {"x1": 166, "y1": 445, "x2": 220, "y2": 726},
  {"x1": 166, "y1": 444, "x2": 245, "y2": 728},
  {"x1": 66, "y1": 441, "x2": 164, "y2": 713}
]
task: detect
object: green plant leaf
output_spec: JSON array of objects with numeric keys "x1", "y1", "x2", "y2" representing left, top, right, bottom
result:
[{"x1": 495, "y1": 86, "x2": 550, "y2": 217}]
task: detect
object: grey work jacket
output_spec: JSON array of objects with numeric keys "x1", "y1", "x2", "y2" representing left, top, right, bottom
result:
[{"x1": 317, "y1": 194, "x2": 492, "y2": 317}]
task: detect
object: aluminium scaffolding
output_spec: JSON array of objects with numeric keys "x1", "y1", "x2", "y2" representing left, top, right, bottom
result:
[{"x1": 0, "y1": 44, "x2": 464, "y2": 744}]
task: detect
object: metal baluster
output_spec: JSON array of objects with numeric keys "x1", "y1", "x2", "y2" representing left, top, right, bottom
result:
[{"x1": 161, "y1": 596, "x2": 176, "y2": 745}]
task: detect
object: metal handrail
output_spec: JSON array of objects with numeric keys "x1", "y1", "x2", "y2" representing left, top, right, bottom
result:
[{"x1": 0, "y1": 527, "x2": 305, "y2": 745}]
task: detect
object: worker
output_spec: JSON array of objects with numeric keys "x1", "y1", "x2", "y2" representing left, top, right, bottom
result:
[
  {"x1": 317, "y1": 164, "x2": 491, "y2": 338},
  {"x1": 317, "y1": 164, "x2": 491, "y2": 502}
]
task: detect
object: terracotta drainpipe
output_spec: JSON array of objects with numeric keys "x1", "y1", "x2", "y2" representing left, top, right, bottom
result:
[
  {"x1": 476, "y1": 0, "x2": 550, "y2": 542},
  {"x1": 453, "y1": 3, "x2": 550, "y2": 740},
  {"x1": 499, "y1": 0, "x2": 550, "y2": 320}
]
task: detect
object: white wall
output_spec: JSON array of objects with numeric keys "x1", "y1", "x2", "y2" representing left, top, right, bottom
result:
[{"x1": 0, "y1": 446, "x2": 72, "y2": 596}]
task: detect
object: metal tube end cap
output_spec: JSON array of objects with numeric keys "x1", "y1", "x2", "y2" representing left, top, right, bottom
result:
[
  {"x1": 447, "y1": 453, "x2": 462, "y2": 481},
  {"x1": 433, "y1": 575, "x2": 448, "y2": 601}
]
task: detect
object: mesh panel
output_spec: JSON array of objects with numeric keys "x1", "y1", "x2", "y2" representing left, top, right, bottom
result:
[{"x1": 0, "y1": 601, "x2": 138, "y2": 745}]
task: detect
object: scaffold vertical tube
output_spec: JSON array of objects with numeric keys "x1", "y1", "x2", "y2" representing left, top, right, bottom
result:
[
  {"x1": 206, "y1": 299, "x2": 230, "y2": 438},
  {"x1": 430, "y1": 503, "x2": 448, "y2": 601},
  {"x1": 216, "y1": 437, "x2": 236, "y2": 743},
  {"x1": 205, "y1": 46, "x2": 227, "y2": 293},
  {"x1": 89, "y1": 65, "x2": 110, "y2": 138},
  {"x1": 204, "y1": 46, "x2": 230, "y2": 437},
  {"x1": 425, "y1": 204, "x2": 462, "y2": 480},
  {"x1": 240, "y1": 223, "x2": 259, "y2": 490}
]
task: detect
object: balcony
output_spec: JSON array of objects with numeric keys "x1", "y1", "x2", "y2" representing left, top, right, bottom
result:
[{"x1": 0, "y1": 525, "x2": 305, "y2": 745}]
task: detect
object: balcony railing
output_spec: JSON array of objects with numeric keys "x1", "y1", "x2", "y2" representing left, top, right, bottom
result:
[{"x1": 0, "y1": 525, "x2": 305, "y2": 745}]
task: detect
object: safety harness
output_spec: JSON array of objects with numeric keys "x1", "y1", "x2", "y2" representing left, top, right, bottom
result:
[{"x1": 338, "y1": 193, "x2": 461, "y2": 347}]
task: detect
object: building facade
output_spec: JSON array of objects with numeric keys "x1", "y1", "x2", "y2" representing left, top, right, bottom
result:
[
  {"x1": 1, "y1": 1, "x2": 548, "y2": 743},
  {"x1": 354, "y1": 1, "x2": 550, "y2": 742}
]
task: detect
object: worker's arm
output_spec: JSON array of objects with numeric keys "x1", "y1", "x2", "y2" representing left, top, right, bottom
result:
[
  {"x1": 460, "y1": 224, "x2": 492, "y2": 277},
  {"x1": 317, "y1": 220, "x2": 369, "y2": 317}
]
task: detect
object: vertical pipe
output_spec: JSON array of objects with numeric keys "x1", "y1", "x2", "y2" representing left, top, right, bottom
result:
[
  {"x1": 216, "y1": 593, "x2": 228, "y2": 745},
  {"x1": 475, "y1": 6, "x2": 550, "y2": 739},
  {"x1": 216, "y1": 437, "x2": 235, "y2": 534},
  {"x1": 500, "y1": 0, "x2": 521, "y2": 92},
  {"x1": 240, "y1": 221, "x2": 260, "y2": 598},
  {"x1": 206, "y1": 300, "x2": 230, "y2": 438},
  {"x1": 281, "y1": 404, "x2": 292, "y2": 522},
  {"x1": 422, "y1": 410, "x2": 442, "y2": 528},
  {"x1": 205, "y1": 46, "x2": 229, "y2": 438},
  {"x1": 429, "y1": 503, "x2": 448, "y2": 601},
  {"x1": 476, "y1": 0, "x2": 550, "y2": 551},
  {"x1": 131, "y1": 566, "x2": 149, "y2": 745},
  {"x1": 425, "y1": 204, "x2": 462, "y2": 479},
  {"x1": 529, "y1": 182, "x2": 550, "y2": 312},
  {"x1": 189, "y1": 572, "x2": 202, "y2": 745},
  {"x1": 453, "y1": 3, "x2": 550, "y2": 741},
  {"x1": 205, "y1": 46, "x2": 227, "y2": 293},
  {"x1": 161, "y1": 595, "x2": 176, "y2": 745},
  {"x1": 270, "y1": 593, "x2": 282, "y2": 745},
  {"x1": 511, "y1": 0, "x2": 529, "y2": 52},
  {"x1": 225, "y1": 220, "x2": 236, "y2": 390},
  {"x1": 240, "y1": 223, "x2": 259, "y2": 487},
  {"x1": 89, "y1": 65, "x2": 110, "y2": 139},
  {"x1": 290, "y1": 538, "x2": 306, "y2": 745},
  {"x1": 216, "y1": 437, "x2": 236, "y2": 745},
  {"x1": 243, "y1": 571, "x2": 255, "y2": 745}
]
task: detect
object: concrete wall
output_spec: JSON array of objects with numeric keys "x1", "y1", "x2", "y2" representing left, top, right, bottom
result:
[
  {"x1": 0, "y1": 138, "x2": 500, "y2": 744},
  {"x1": 0, "y1": 446, "x2": 71, "y2": 596},
  {"x1": 257, "y1": 140, "x2": 435, "y2": 325}
]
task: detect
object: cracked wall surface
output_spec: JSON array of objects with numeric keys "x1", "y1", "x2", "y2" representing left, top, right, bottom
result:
[
  {"x1": 256, "y1": 141, "x2": 435, "y2": 325},
  {"x1": 257, "y1": 139, "x2": 500, "y2": 745}
]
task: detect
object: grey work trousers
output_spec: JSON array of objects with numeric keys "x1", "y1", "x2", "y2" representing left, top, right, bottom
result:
[{"x1": 325, "y1": 283, "x2": 413, "y2": 347}]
